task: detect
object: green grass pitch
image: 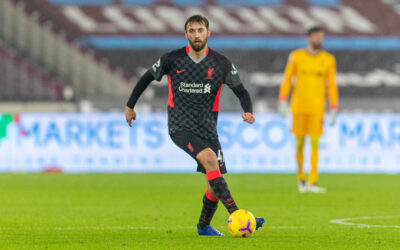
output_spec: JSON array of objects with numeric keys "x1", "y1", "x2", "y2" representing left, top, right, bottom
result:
[{"x1": 0, "y1": 173, "x2": 399, "y2": 249}]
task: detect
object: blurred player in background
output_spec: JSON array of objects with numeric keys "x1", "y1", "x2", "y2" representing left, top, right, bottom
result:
[
  {"x1": 125, "y1": 15, "x2": 264, "y2": 236},
  {"x1": 278, "y1": 26, "x2": 339, "y2": 193}
]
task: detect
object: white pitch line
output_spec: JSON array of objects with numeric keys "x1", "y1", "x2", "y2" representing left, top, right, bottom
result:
[
  {"x1": 266, "y1": 226, "x2": 306, "y2": 229},
  {"x1": 0, "y1": 225, "x2": 305, "y2": 231},
  {"x1": 330, "y1": 216, "x2": 400, "y2": 229}
]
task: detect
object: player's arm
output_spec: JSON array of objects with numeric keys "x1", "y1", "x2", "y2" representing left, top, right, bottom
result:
[
  {"x1": 231, "y1": 85, "x2": 254, "y2": 124},
  {"x1": 326, "y1": 57, "x2": 339, "y2": 125},
  {"x1": 125, "y1": 55, "x2": 168, "y2": 127},
  {"x1": 125, "y1": 70, "x2": 155, "y2": 127},
  {"x1": 278, "y1": 52, "x2": 296, "y2": 117},
  {"x1": 225, "y1": 64, "x2": 255, "y2": 124}
]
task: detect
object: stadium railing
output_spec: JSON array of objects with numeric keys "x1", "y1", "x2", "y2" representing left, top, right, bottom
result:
[
  {"x1": 0, "y1": 41, "x2": 63, "y2": 101},
  {"x1": 0, "y1": 0, "x2": 132, "y2": 106}
]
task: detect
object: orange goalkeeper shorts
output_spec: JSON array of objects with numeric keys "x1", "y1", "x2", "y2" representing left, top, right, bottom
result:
[{"x1": 292, "y1": 113, "x2": 324, "y2": 137}]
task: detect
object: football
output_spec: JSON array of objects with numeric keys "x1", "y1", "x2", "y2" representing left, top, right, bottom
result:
[{"x1": 227, "y1": 209, "x2": 257, "y2": 237}]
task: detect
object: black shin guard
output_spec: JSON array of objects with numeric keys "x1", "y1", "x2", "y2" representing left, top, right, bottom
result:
[
  {"x1": 208, "y1": 176, "x2": 238, "y2": 214},
  {"x1": 197, "y1": 194, "x2": 218, "y2": 229}
]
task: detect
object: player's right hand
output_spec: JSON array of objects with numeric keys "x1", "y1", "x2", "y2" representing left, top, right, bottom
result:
[
  {"x1": 242, "y1": 112, "x2": 255, "y2": 124},
  {"x1": 125, "y1": 106, "x2": 136, "y2": 127},
  {"x1": 278, "y1": 100, "x2": 288, "y2": 117}
]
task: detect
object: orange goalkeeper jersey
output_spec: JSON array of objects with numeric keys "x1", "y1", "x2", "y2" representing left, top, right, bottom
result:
[{"x1": 279, "y1": 49, "x2": 339, "y2": 115}]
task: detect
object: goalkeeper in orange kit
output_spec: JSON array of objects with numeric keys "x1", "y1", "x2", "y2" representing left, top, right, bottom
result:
[{"x1": 278, "y1": 26, "x2": 339, "y2": 193}]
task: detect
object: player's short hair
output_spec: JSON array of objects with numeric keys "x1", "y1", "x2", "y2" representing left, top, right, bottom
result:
[
  {"x1": 307, "y1": 26, "x2": 324, "y2": 36},
  {"x1": 184, "y1": 15, "x2": 209, "y2": 31}
]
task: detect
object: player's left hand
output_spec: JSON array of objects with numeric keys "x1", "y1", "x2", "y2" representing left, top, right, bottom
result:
[
  {"x1": 328, "y1": 109, "x2": 338, "y2": 126},
  {"x1": 125, "y1": 106, "x2": 136, "y2": 127},
  {"x1": 242, "y1": 112, "x2": 255, "y2": 124}
]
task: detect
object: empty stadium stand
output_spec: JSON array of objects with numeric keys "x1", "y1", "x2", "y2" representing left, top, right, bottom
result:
[{"x1": 1, "y1": 0, "x2": 400, "y2": 112}]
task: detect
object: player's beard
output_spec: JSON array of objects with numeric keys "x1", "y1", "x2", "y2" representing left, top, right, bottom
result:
[
  {"x1": 311, "y1": 42, "x2": 322, "y2": 50},
  {"x1": 189, "y1": 37, "x2": 208, "y2": 52}
]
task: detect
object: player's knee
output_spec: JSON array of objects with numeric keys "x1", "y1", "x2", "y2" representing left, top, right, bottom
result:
[
  {"x1": 296, "y1": 137, "x2": 305, "y2": 151},
  {"x1": 296, "y1": 144, "x2": 304, "y2": 151},
  {"x1": 204, "y1": 154, "x2": 218, "y2": 171},
  {"x1": 198, "y1": 149, "x2": 218, "y2": 171},
  {"x1": 310, "y1": 135, "x2": 320, "y2": 150}
]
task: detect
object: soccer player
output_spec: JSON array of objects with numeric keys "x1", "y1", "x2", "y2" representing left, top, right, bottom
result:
[
  {"x1": 278, "y1": 26, "x2": 339, "y2": 193},
  {"x1": 125, "y1": 15, "x2": 264, "y2": 236}
]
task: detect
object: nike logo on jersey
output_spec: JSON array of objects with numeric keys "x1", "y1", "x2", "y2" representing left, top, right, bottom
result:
[
  {"x1": 188, "y1": 142, "x2": 194, "y2": 153},
  {"x1": 176, "y1": 70, "x2": 185, "y2": 74}
]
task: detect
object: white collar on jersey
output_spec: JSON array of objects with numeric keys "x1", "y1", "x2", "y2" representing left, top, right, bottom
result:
[
  {"x1": 188, "y1": 52, "x2": 207, "y2": 64},
  {"x1": 186, "y1": 45, "x2": 209, "y2": 64}
]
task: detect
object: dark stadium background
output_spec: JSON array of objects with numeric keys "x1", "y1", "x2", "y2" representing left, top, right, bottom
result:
[{"x1": 1, "y1": 0, "x2": 400, "y2": 173}]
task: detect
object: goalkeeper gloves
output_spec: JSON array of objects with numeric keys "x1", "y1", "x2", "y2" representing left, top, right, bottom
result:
[
  {"x1": 277, "y1": 100, "x2": 289, "y2": 117},
  {"x1": 328, "y1": 109, "x2": 338, "y2": 126}
]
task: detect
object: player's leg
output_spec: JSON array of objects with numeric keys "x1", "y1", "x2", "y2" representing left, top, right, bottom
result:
[
  {"x1": 307, "y1": 135, "x2": 325, "y2": 193},
  {"x1": 296, "y1": 136, "x2": 306, "y2": 181},
  {"x1": 307, "y1": 135, "x2": 326, "y2": 193},
  {"x1": 292, "y1": 114, "x2": 307, "y2": 192},
  {"x1": 296, "y1": 136, "x2": 307, "y2": 192},
  {"x1": 197, "y1": 177, "x2": 219, "y2": 230},
  {"x1": 309, "y1": 135, "x2": 320, "y2": 185},
  {"x1": 196, "y1": 148, "x2": 239, "y2": 214},
  {"x1": 307, "y1": 114, "x2": 325, "y2": 193},
  {"x1": 196, "y1": 149, "x2": 230, "y2": 236},
  {"x1": 169, "y1": 131, "x2": 225, "y2": 235},
  {"x1": 198, "y1": 139, "x2": 265, "y2": 229},
  {"x1": 197, "y1": 141, "x2": 225, "y2": 230}
]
